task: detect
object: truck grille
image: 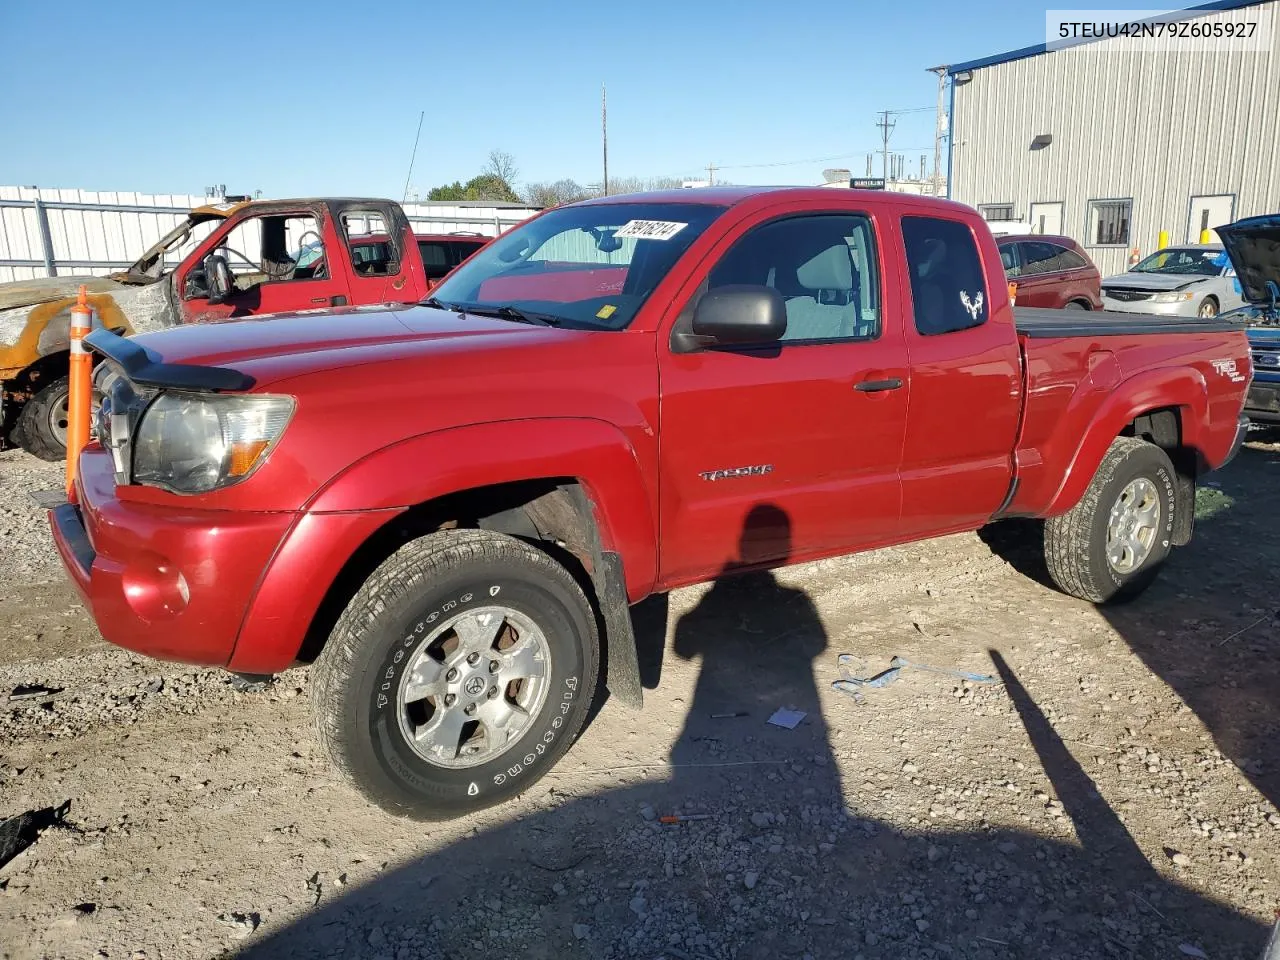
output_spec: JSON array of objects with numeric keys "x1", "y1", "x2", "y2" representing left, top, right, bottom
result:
[
  {"x1": 1103, "y1": 288, "x2": 1153, "y2": 302},
  {"x1": 1253, "y1": 349, "x2": 1280, "y2": 371}
]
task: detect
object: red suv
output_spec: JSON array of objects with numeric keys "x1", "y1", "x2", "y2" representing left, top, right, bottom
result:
[{"x1": 997, "y1": 235, "x2": 1102, "y2": 310}]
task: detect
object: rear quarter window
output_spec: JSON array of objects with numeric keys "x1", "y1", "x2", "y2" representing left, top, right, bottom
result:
[{"x1": 901, "y1": 216, "x2": 989, "y2": 336}]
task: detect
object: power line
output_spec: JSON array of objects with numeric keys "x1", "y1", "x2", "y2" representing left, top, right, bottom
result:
[{"x1": 711, "y1": 146, "x2": 937, "y2": 172}]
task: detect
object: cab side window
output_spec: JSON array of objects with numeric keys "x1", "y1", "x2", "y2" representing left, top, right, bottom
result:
[
  {"x1": 706, "y1": 214, "x2": 881, "y2": 342},
  {"x1": 902, "y1": 216, "x2": 989, "y2": 336},
  {"x1": 210, "y1": 214, "x2": 324, "y2": 292}
]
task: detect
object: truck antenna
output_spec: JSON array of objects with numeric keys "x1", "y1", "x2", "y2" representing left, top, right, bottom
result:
[{"x1": 402, "y1": 111, "x2": 425, "y2": 203}]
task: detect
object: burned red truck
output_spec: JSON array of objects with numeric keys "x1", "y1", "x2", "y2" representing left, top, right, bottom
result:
[
  {"x1": 47, "y1": 187, "x2": 1250, "y2": 819},
  {"x1": 2, "y1": 198, "x2": 447, "y2": 459}
]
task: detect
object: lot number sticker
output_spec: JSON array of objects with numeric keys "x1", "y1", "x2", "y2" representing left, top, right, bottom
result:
[{"x1": 615, "y1": 220, "x2": 687, "y2": 241}]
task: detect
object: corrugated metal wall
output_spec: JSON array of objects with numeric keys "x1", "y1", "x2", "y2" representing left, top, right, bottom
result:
[
  {"x1": 950, "y1": 0, "x2": 1280, "y2": 277},
  {"x1": 0, "y1": 187, "x2": 540, "y2": 283}
]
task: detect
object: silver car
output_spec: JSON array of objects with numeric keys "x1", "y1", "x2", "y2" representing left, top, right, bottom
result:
[{"x1": 1100, "y1": 244, "x2": 1245, "y2": 318}]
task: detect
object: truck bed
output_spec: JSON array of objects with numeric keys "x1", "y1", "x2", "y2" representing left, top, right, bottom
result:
[{"x1": 1014, "y1": 306, "x2": 1246, "y2": 338}]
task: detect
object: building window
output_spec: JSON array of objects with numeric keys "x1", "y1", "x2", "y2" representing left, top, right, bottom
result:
[
  {"x1": 1087, "y1": 199, "x2": 1132, "y2": 246},
  {"x1": 978, "y1": 204, "x2": 1015, "y2": 221}
]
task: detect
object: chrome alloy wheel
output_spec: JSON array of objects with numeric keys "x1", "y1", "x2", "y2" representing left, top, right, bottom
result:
[
  {"x1": 1106, "y1": 478, "x2": 1161, "y2": 574},
  {"x1": 396, "y1": 606, "x2": 551, "y2": 768}
]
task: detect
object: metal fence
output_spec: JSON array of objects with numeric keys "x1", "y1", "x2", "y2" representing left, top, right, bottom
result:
[{"x1": 0, "y1": 187, "x2": 540, "y2": 283}]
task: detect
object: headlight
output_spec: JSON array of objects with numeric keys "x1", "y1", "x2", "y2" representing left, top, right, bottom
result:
[
  {"x1": 131, "y1": 393, "x2": 294, "y2": 494},
  {"x1": 1152, "y1": 290, "x2": 1195, "y2": 303}
]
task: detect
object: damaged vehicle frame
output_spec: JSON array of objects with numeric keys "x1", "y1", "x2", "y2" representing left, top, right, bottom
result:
[{"x1": 0, "y1": 197, "x2": 429, "y2": 459}]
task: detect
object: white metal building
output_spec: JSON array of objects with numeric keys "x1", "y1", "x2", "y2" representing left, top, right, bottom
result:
[{"x1": 945, "y1": 0, "x2": 1280, "y2": 276}]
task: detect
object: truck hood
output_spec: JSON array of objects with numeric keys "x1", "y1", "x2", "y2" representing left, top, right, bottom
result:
[
  {"x1": 124, "y1": 303, "x2": 580, "y2": 387},
  {"x1": 0, "y1": 275, "x2": 128, "y2": 312},
  {"x1": 1217, "y1": 215, "x2": 1280, "y2": 307},
  {"x1": 1100, "y1": 272, "x2": 1207, "y2": 292}
]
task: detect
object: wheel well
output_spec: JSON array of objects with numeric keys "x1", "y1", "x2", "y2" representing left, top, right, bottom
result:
[
  {"x1": 1070, "y1": 298, "x2": 1093, "y2": 309},
  {"x1": 1123, "y1": 406, "x2": 1196, "y2": 545},
  {"x1": 296, "y1": 478, "x2": 603, "y2": 664},
  {"x1": 7, "y1": 350, "x2": 70, "y2": 399}
]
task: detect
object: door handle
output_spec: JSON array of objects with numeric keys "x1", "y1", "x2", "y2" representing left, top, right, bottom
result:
[{"x1": 854, "y1": 377, "x2": 903, "y2": 393}]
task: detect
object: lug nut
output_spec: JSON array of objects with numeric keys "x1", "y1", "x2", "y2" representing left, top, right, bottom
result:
[
  {"x1": 487, "y1": 686, "x2": 499, "y2": 699},
  {"x1": 464, "y1": 703, "x2": 477, "y2": 716},
  {"x1": 444, "y1": 694, "x2": 456, "y2": 707},
  {"x1": 489, "y1": 660, "x2": 500, "y2": 673},
  {"x1": 445, "y1": 668, "x2": 459, "y2": 682},
  {"x1": 466, "y1": 653, "x2": 481, "y2": 666}
]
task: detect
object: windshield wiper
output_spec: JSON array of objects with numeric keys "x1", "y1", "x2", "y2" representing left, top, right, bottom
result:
[
  {"x1": 422, "y1": 296, "x2": 458, "y2": 311},
  {"x1": 453, "y1": 303, "x2": 563, "y2": 327}
]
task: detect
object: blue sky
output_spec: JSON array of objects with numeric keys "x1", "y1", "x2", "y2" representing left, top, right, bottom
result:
[{"x1": 2, "y1": 0, "x2": 1140, "y2": 198}]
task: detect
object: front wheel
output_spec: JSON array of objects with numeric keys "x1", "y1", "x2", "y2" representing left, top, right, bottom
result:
[
  {"x1": 14, "y1": 376, "x2": 70, "y2": 461},
  {"x1": 1043, "y1": 437, "x2": 1177, "y2": 603},
  {"x1": 1198, "y1": 297, "x2": 1219, "y2": 318},
  {"x1": 311, "y1": 529, "x2": 600, "y2": 820}
]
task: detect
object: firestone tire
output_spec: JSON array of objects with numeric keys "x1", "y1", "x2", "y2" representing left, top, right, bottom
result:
[
  {"x1": 1043, "y1": 436, "x2": 1177, "y2": 604},
  {"x1": 15, "y1": 376, "x2": 70, "y2": 462},
  {"x1": 311, "y1": 529, "x2": 600, "y2": 820}
]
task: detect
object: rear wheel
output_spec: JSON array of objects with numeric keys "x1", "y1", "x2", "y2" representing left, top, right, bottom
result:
[
  {"x1": 1198, "y1": 297, "x2": 1219, "y2": 318},
  {"x1": 1064, "y1": 300, "x2": 1088, "y2": 310},
  {"x1": 311, "y1": 529, "x2": 600, "y2": 820},
  {"x1": 14, "y1": 376, "x2": 69, "y2": 461},
  {"x1": 1044, "y1": 437, "x2": 1177, "y2": 603}
]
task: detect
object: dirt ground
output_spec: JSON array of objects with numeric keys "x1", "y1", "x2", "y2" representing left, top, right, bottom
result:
[{"x1": 0, "y1": 439, "x2": 1277, "y2": 960}]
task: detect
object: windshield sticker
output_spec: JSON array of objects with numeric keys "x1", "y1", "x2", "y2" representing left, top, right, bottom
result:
[
  {"x1": 615, "y1": 220, "x2": 688, "y2": 241},
  {"x1": 595, "y1": 304, "x2": 617, "y2": 320}
]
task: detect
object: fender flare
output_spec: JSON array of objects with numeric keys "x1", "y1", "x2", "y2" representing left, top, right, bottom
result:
[
  {"x1": 307, "y1": 417, "x2": 659, "y2": 601},
  {"x1": 1044, "y1": 366, "x2": 1207, "y2": 517}
]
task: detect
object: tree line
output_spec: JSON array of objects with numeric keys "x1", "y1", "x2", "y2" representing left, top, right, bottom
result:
[{"x1": 422, "y1": 150, "x2": 695, "y2": 207}]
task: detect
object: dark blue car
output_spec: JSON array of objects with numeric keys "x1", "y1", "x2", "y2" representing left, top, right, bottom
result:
[{"x1": 1218, "y1": 215, "x2": 1280, "y2": 426}]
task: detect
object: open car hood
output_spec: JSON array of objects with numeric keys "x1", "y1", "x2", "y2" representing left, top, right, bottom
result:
[{"x1": 1217, "y1": 214, "x2": 1280, "y2": 306}]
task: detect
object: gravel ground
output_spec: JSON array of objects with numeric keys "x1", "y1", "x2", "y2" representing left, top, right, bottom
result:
[{"x1": 0, "y1": 439, "x2": 1277, "y2": 959}]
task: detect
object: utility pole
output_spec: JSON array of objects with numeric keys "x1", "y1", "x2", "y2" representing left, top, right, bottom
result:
[
  {"x1": 928, "y1": 66, "x2": 949, "y2": 196},
  {"x1": 706, "y1": 162, "x2": 717, "y2": 186},
  {"x1": 601, "y1": 84, "x2": 609, "y2": 197},
  {"x1": 875, "y1": 111, "x2": 896, "y2": 183}
]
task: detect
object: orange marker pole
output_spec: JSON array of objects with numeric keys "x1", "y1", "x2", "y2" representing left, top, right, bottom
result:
[
  {"x1": 1008, "y1": 282, "x2": 1018, "y2": 307},
  {"x1": 65, "y1": 284, "x2": 93, "y2": 497}
]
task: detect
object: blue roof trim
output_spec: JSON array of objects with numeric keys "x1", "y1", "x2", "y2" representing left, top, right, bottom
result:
[{"x1": 947, "y1": 0, "x2": 1269, "y2": 74}]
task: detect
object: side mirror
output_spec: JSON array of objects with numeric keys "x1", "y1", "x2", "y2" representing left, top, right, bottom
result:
[
  {"x1": 688, "y1": 285, "x2": 787, "y2": 347},
  {"x1": 204, "y1": 254, "x2": 232, "y2": 305}
]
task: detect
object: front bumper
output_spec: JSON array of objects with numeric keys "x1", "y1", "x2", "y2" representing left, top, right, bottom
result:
[
  {"x1": 1099, "y1": 295, "x2": 1201, "y2": 317},
  {"x1": 49, "y1": 446, "x2": 401, "y2": 674},
  {"x1": 1244, "y1": 381, "x2": 1280, "y2": 424},
  {"x1": 50, "y1": 447, "x2": 298, "y2": 667}
]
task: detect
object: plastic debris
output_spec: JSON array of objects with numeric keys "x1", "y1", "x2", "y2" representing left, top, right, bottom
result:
[
  {"x1": 1178, "y1": 945, "x2": 1209, "y2": 959},
  {"x1": 767, "y1": 708, "x2": 806, "y2": 729},
  {"x1": 8, "y1": 683, "x2": 63, "y2": 702},
  {"x1": 832, "y1": 654, "x2": 997, "y2": 702},
  {"x1": 659, "y1": 814, "x2": 711, "y2": 824}
]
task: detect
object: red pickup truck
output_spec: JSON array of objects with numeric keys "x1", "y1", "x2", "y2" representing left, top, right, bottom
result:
[{"x1": 48, "y1": 187, "x2": 1250, "y2": 820}]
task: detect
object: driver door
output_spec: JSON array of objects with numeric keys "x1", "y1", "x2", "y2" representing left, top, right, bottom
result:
[{"x1": 176, "y1": 209, "x2": 353, "y2": 323}]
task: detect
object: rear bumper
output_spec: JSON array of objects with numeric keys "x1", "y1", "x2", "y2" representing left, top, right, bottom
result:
[
  {"x1": 1220, "y1": 415, "x2": 1250, "y2": 468},
  {"x1": 1244, "y1": 382, "x2": 1280, "y2": 424}
]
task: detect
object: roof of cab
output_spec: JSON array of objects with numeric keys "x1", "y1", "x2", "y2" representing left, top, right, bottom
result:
[{"x1": 574, "y1": 185, "x2": 976, "y2": 214}]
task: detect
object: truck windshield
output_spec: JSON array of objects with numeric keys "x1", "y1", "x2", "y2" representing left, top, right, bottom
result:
[
  {"x1": 427, "y1": 202, "x2": 725, "y2": 329},
  {"x1": 1132, "y1": 248, "x2": 1226, "y2": 276}
]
